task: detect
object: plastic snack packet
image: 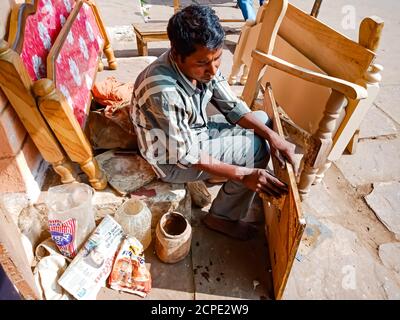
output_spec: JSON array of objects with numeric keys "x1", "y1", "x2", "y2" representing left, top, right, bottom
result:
[{"x1": 109, "y1": 236, "x2": 151, "y2": 297}]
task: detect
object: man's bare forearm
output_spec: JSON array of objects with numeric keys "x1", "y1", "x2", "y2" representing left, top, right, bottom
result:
[
  {"x1": 237, "y1": 112, "x2": 274, "y2": 141},
  {"x1": 193, "y1": 152, "x2": 252, "y2": 182}
]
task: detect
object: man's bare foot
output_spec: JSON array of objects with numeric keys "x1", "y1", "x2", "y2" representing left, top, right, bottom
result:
[{"x1": 202, "y1": 213, "x2": 258, "y2": 241}]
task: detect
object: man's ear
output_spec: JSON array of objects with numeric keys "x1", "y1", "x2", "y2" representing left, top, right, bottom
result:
[
  {"x1": 171, "y1": 48, "x2": 184, "y2": 64},
  {"x1": 171, "y1": 47, "x2": 178, "y2": 60}
]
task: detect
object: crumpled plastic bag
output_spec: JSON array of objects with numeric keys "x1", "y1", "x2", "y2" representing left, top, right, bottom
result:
[{"x1": 33, "y1": 238, "x2": 73, "y2": 300}]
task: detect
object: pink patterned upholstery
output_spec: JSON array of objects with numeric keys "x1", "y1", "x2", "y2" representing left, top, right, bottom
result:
[
  {"x1": 20, "y1": 0, "x2": 75, "y2": 80},
  {"x1": 52, "y1": 2, "x2": 104, "y2": 127}
]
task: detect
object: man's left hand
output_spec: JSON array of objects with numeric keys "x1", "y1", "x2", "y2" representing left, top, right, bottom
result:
[{"x1": 268, "y1": 132, "x2": 297, "y2": 174}]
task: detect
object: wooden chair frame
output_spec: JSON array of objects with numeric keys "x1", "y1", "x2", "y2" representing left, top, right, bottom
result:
[{"x1": 231, "y1": 0, "x2": 383, "y2": 197}]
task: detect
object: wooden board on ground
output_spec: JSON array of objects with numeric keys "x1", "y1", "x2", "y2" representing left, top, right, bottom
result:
[
  {"x1": 0, "y1": 205, "x2": 39, "y2": 300},
  {"x1": 259, "y1": 84, "x2": 306, "y2": 300}
]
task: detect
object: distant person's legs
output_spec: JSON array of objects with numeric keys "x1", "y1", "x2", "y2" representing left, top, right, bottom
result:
[{"x1": 237, "y1": 0, "x2": 256, "y2": 21}]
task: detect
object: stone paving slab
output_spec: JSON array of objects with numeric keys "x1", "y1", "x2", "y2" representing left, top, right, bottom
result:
[
  {"x1": 335, "y1": 138, "x2": 400, "y2": 186},
  {"x1": 365, "y1": 182, "x2": 400, "y2": 239},
  {"x1": 302, "y1": 179, "x2": 355, "y2": 218},
  {"x1": 374, "y1": 86, "x2": 400, "y2": 126},
  {"x1": 141, "y1": 246, "x2": 195, "y2": 300},
  {"x1": 283, "y1": 219, "x2": 400, "y2": 299},
  {"x1": 359, "y1": 105, "x2": 398, "y2": 139},
  {"x1": 379, "y1": 242, "x2": 400, "y2": 274}
]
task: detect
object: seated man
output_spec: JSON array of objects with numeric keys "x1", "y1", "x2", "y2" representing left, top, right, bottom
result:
[{"x1": 130, "y1": 5, "x2": 295, "y2": 240}]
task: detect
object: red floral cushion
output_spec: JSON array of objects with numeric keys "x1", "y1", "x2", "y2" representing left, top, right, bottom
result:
[
  {"x1": 52, "y1": 2, "x2": 104, "y2": 127},
  {"x1": 20, "y1": 0, "x2": 75, "y2": 80}
]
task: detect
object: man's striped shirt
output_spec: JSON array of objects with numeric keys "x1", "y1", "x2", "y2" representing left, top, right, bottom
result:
[{"x1": 130, "y1": 50, "x2": 251, "y2": 177}]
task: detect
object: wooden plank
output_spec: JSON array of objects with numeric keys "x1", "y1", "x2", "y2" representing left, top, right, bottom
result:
[
  {"x1": 0, "y1": 204, "x2": 39, "y2": 300},
  {"x1": 279, "y1": 4, "x2": 375, "y2": 83},
  {"x1": 242, "y1": 0, "x2": 288, "y2": 106},
  {"x1": 259, "y1": 84, "x2": 306, "y2": 300},
  {"x1": 133, "y1": 22, "x2": 168, "y2": 35}
]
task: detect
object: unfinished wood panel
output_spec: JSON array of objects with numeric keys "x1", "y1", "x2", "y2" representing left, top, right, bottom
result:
[
  {"x1": 258, "y1": 85, "x2": 305, "y2": 300},
  {"x1": 253, "y1": 51, "x2": 366, "y2": 100},
  {"x1": 0, "y1": 205, "x2": 39, "y2": 300},
  {"x1": 261, "y1": 36, "x2": 330, "y2": 134},
  {"x1": 279, "y1": 4, "x2": 375, "y2": 83},
  {"x1": 241, "y1": 0, "x2": 288, "y2": 106}
]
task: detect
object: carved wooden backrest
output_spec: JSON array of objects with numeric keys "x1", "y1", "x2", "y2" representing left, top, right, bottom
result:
[
  {"x1": 47, "y1": 0, "x2": 104, "y2": 127},
  {"x1": 8, "y1": 0, "x2": 76, "y2": 80}
]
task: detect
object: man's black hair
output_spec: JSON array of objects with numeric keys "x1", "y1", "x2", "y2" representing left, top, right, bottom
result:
[{"x1": 167, "y1": 5, "x2": 225, "y2": 60}]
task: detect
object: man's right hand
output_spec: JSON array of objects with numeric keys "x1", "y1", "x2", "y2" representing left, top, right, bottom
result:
[{"x1": 241, "y1": 169, "x2": 288, "y2": 197}]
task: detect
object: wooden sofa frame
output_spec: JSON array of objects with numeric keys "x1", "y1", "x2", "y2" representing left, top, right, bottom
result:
[{"x1": 0, "y1": 0, "x2": 120, "y2": 189}]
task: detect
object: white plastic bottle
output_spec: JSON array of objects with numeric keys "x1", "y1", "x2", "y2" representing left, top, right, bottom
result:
[{"x1": 114, "y1": 199, "x2": 152, "y2": 250}]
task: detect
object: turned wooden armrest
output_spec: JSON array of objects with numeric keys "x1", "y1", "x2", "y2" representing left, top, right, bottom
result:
[{"x1": 252, "y1": 50, "x2": 368, "y2": 100}]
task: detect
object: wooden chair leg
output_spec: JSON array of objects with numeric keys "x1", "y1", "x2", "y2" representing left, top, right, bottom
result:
[
  {"x1": 0, "y1": 40, "x2": 76, "y2": 184},
  {"x1": 330, "y1": 17, "x2": 383, "y2": 160},
  {"x1": 298, "y1": 90, "x2": 347, "y2": 196},
  {"x1": 346, "y1": 129, "x2": 360, "y2": 154},
  {"x1": 314, "y1": 160, "x2": 332, "y2": 185},
  {"x1": 136, "y1": 35, "x2": 144, "y2": 56},
  {"x1": 240, "y1": 64, "x2": 250, "y2": 85},
  {"x1": 103, "y1": 42, "x2": 117, "y2": 70},
  {"x1": 52, "y1": 160, "x2": 77, "y2": 184},
  {"x1": 241, "y1": 59, "x2": 265, "y2": 107},
  {"x1": 86, "y1": 0, "x2": 117, "y2": 70},
  {"x1": 142, "y1": 41, "x2": 149, "y2": 56},
  {"x1": 33, "y1": 79, "x2": 107, "y2": 190},
  {"x1": 228, "y1": 63, "x2": 242, "y2": 85},
  {"x1": 79, "y1": 157, "x2": 107, "y2": 190},
  {"x1": 98, "y1": 59, "x2": 104, "y2": 72}
]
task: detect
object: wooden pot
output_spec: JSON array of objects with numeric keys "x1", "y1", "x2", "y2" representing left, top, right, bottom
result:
[{"x1": 155, "y1": 212, "x2": 192, "y2": 264}]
